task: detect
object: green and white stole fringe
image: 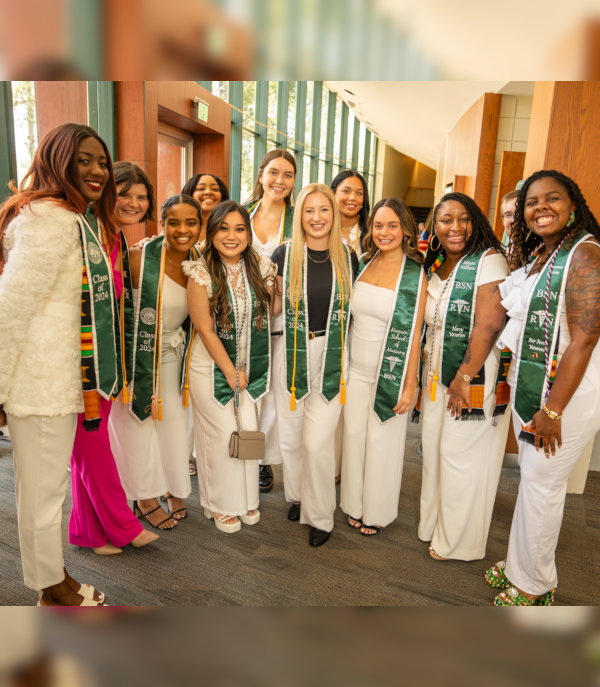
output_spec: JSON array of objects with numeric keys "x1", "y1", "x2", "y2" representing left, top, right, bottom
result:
[
  {"x1": 246, "y1": 199, "x2": 294, "y2": 243},
  {"x1": 78, "y1": 209, "x2": 122, "y2": 430},
  {"x1": 356, "y1": 252, "x2": 423, "y2": 423},
  {"x1": 212, "y1": 262, "x2": 271, "y2": 407},
  {"x1": 129, "y1": 236, "x2": 200, "y2": 421},
  {"x1": 282, "y1": 244, "x2": 352, "y2": 405},
  {"x1": 514, "y1": 231, "x2": 590, "y2": 436}
]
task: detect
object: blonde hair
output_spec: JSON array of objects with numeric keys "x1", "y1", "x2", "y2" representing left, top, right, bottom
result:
[{"x1": 287, "y1": 183, "x2": 352, "y2": 303}]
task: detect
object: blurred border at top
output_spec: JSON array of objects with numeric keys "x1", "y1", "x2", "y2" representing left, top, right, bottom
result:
[{"x1": 0, "y1": 0, "x2": 600, "y2": 81}]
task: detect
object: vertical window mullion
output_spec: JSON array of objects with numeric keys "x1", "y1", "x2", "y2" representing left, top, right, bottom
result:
[
  {"x1": 363, "y1": 129, "x2": 372, "y2": 185},
  {"x1": 228, "y1": 81, "x2": 243, "y2": 202},
  {"x1": 276, "y1": 81, "x2": 289, "y2": 149},
  {"x1": 324, "y1": 90, "x2": 336, "y2": 185},
  {"x1": 254, "y1": 81, "x2": 268, "y2": 181},
  {"x1": 0, "y1": 82, "x2": 17, "y2": 202},
  {"x1": 294, "y1": 81, "x2": 307, "y2": 195},
  {"x1": 309, "y1": 81, "x2": 323, "y2": 182},
  {"x1": 87, "y1": 81, "x2": 116, "y2": 161},
  {"x1": 351, "y1": 115, "x2": 360, "y2": 169},
  {"x1": 338, "y1": 102, "x2": 348, "y2": 173}
]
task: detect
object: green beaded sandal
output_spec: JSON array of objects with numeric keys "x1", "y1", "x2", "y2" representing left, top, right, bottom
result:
[
  {"x1": 493, "y1": 586, "x2": 555, "y2": 606},
  {"x1": 484, "y1": 560, "x2": 511, "y2": 589}
]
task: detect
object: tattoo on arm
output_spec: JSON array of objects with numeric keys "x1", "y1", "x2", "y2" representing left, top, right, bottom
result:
[
  {"x1": 462, "y1": 339, "x2": 472, "y2": 365},
  {"x1": 487, "y1": 282, "x2": 499, "y2": 296},
  {"x1": 566, "y1": 243, "x2": 600, "y2": 337}
]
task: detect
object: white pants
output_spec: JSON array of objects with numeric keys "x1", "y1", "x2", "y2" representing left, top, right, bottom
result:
[
  {"x1": 340, "y1": 373, "x2": 409, "y2": 528},
  {"x1": 189, "y1": 337, "x2": 259, "y2": 516},
  {"x1": 273, "y1": 336, "x2": 342, "y2": 532},
  {"x1": 418, "y1": 371, "x2": 511, "y2": 560},
  {"x1": 8, "y1": 413, "x2": 76, "y2": 591},
  {"x1": 259, "y1": 385, "x2": 282, "y2": 466},
  {"x1": 109, "y1": 352, "x2": 191, "y2": 500},
  {"x1": 505, "y1": 382, "x2": 600, "y2": 595}
]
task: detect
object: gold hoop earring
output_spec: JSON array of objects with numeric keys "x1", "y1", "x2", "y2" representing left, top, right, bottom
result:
[{"x1": 429, "y1": 232, "x2": 440, "y2": 252}]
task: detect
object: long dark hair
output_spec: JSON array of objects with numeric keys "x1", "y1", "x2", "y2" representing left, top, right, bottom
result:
[
  {"x1": 0, "y1": 123, "x2": 117, "y2": 246},
  {"x1": 113, "y1": 161, "x2": 155, "y2": 222},
  {"x1": 362, "y1": 198, "x2": 423, "y2": 265},
  {"x1": 181, "y1": 173, "x2": 229, "y2": 203},
  {"x1": 203, "y1": 200, "x2": 271, "y2": 332},
  {"x1": 507, "y1": 169, "x2": 600, "y2": 270},
  {"x1": 330, "y1": 169, "x2": 370, "y2": 251},
  {"x1": 424, "y1": 192, "x2": 503, "y2": 271},
  {"x1": 246, "y1": 149, "x2": 297, "y2": 206}
]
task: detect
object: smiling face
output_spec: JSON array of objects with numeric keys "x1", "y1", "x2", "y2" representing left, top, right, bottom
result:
[
  {"x1": 433, "y1": 200, "x2": 473, "y2": 258},
  {"x1": 334, "y1": 176, "x2": 364, "y2": 223},
  {"x1": 259, "y1": 157, "x2": 295, "y2": 202},
  {"x1": 162, "y1": 202, "x2": 201, "y2": 256},
  {"x1": 115, "y1": 183, "x2": 150, "y2": 226},
  {"x1": 192, "y1": 175, "x2": 222, "y2": 217},
  {"x1": 524, "y1": 177, "x2": 575, "y2": 243},
  {"x1": 212, "y1": 210, "x2": 249, "y2": 264},
  {"x1": 301, "y1": 191, "x2": 334, "y2": 245},
  {"x1": 75, "y1": 137, "x2": 109, "y2": 204},
  {"x1": 372, "y1": 206, "x2": 405, "y2": 254},
  {"x1": 501, "y1": 197, "x2": 517, "y2": 235}
]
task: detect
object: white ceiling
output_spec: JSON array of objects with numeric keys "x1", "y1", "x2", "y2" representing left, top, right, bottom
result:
[{"x1": 326, "y1": 81, "x2": 535, "y2": 169}]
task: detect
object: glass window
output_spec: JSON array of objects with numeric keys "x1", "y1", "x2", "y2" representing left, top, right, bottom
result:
[
  {"x1": 267, "y1": 81, "x2": 278, "y2": 146},
  {"x1": 11, "y1": 81, "x2": 38, "y2": 184},
  {"x1": 241, "y1": 128, "x2": 255, "y2": 203},
  {"x1": 212, "y1": 81, "x2": 229, "y2": 101},
  {"x1": 287, "y1": 81, "x2": 296, "y2": 145},
  {"x1": 334, "y1": 98, "x2": 343, "y2": 170}
]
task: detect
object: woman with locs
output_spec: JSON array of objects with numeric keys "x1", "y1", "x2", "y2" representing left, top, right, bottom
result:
[
  {"x1": 485, "y1": 170, "x2": 600, "y2": 606},
  {"x1": 417, "y1": 191, "x2": 511, "y2": 563}
]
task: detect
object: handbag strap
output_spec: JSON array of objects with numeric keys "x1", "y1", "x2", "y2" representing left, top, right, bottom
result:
[{"x1": 230, "y1": 262, "x2": 261, "y2": 433}]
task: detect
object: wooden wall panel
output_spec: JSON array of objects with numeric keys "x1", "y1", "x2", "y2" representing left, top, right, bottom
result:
[
  {"x1": 492, "y1": 151, "x2": 526, "y2": 239},
  {"x1": 35, "y1": 82, "x2": 88, "y2": 140},
  {"x1": 523, "y1": 81, "x2": 556, "y2": 177},
  {"x1": 436, "y1": 93, "x2": 501, "y2": 215}
]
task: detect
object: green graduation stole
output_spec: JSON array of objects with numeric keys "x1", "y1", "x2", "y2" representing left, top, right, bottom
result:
[
  {"x1": 129, "y1": 236, "x2": 200, "y2": 421},
  {"x1": 282, "y1": 243, "x2": 352, "y2": 407},
  {"x1": 78, "y1": 210, "x2": 122, "y2": 430},
  {"x1": 212, "y1": 262, "x2": 271, "y2": 407},
  {"x1": 356, "y1": 252, "x2": 423, "y2": 423},
  {"x1": 514, "y1": 231, "x2": 590, "y2": 428},
  {"x1": 428, "y1": 250, "x2": 507, "y2": 421},
  {"x1": 246, "y1": 199, "x2": 294, "y2": 243}
]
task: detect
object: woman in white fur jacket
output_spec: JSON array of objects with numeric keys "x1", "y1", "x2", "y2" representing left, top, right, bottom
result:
[{"x1": 0, "y1": 123, "x2": 123, "y2": 606}]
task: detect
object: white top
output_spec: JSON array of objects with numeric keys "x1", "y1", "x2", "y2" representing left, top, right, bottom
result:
[
  {"x1": 342, "y1": 223, "x2": 363, "y2": 258},
  {"x1": 424, "y1": 252, "x2": 509, "y2": 387},
  {"x1": 183, "y1": 253, "x2": 276, "y2": 368},
  {"x1": 161, "y1": 275, "x2": 189, "y2": 358},
  {"x1": 349, "y1": 281, "x2": 395, "y2": 379},
  {"x1": 249, "y1": 199, "x2": 283, "y2": 258},
  {"x1": 0, "y1": 201, "x2": 84, "y2": 416}
]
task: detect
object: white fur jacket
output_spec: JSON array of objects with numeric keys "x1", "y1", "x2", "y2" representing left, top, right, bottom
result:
[{"x1": 0, "y1": 200, "x2": 84, "y2": 417}]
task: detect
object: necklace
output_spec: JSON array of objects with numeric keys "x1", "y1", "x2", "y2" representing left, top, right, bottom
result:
[
  {"x1": 307, "y1": 249, "x2": 330, "y2": 264},
  {"x1": 426, "y1": 266, "x2": 456, "y2": 400}
]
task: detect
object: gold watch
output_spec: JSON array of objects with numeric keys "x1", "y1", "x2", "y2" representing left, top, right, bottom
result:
[
  {"x1": 541, "y1": 403, "x2": 562, "y2": 420},
  {"x1": 457, "y1": 371, "x2": 472, "y2": 383}
]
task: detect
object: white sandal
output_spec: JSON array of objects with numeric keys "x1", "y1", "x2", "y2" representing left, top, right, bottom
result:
[
  {"x1": 240, "y1": 509, "x2": 260, "y2": 526},
  {"x1": 203, "y1": 508, "x2": 241, "y2": 533}
]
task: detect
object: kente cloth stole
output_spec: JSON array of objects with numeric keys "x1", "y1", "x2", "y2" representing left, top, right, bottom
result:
[
  {"x1": 130, "y1": 237, "x2": 200, "y2": 421},
  {"x1": 282, "y1": 244, "x2": 352, "y2": 403},
  {"x1": 246, "y1": 200, "x2": 294, "y2": 243},
  {"x1": 78, "y1": 210, "x2": 121, "y2": 430},
  {"x1": 356, "y1": 253, "x2": 423, "y2": 423},
  {"x1": 514, "y1": 231, "x2": 590, "y2": 436},
  {"x1": 212, "y1": 264, "x2": 271, "y2": 407}
]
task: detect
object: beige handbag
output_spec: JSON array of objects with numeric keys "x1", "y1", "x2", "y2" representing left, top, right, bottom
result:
[{"x1": 228, "y1": 394, "x2": 264, "y2": 460}]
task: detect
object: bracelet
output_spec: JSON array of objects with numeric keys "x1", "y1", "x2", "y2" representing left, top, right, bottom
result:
[
  {"x1": 456, "y1": 371, "x2": 473, "y2": 383},
  {"x1": 541, "y1": 403, "x2": 562, "y2": 420}
]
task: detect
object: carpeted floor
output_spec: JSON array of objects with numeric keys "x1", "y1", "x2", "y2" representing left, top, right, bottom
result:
[{"x1": 0, "y1": 424, "x2": 598, "y2": 606}]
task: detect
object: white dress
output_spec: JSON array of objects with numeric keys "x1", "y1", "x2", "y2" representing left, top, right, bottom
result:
[
  {"x1": 340, "y1": 281, "x2": 411, "y2": 527},
  {"x1": 499, "y1": 247, "x2": 600, "y2": 595},
  {"x1": 418, "y1": 252, "x2": 511, "y2": 560},
  {"x1": 184, "y1": 255, "x2": 275, "y2": 516},
  {"x1": 109, "y1": 275, "x2": 192, "y2": 500},
  {"x1": 249, "y1": 201, "x2": 283, "y2": 466}
]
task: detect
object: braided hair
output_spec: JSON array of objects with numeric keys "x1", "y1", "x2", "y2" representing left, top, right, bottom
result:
[
  {"x1": 424, "y1": 192, "x2": 503, "y2": 272},
  {"x1": 507, "y1": 170, "x2": 600, "y2": 271}
]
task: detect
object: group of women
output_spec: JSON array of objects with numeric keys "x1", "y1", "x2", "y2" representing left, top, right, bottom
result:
[{"x1": 0, "y1": 121, "x2": 598, "y2": 606}]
